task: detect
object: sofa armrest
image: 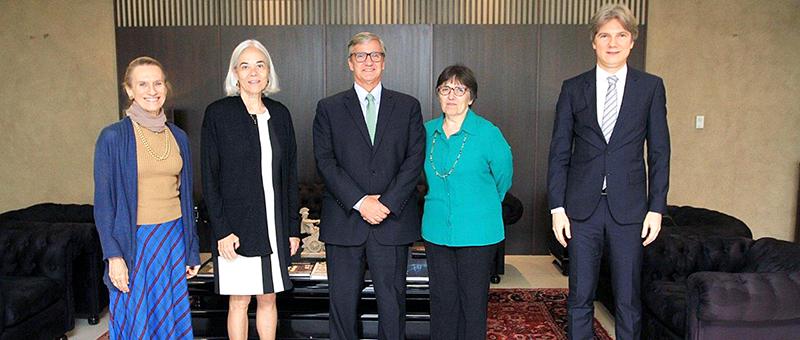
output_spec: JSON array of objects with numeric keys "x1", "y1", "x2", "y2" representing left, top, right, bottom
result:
[
  {"x1": 643, "y1": 234, "x2": 704, "y2": 282},
  {"x1": 0, "y1": 223, "x2": 77, "y2": 327},
  {"x1": 687, "y1": 271, "x2": 800, "y2": 322}
]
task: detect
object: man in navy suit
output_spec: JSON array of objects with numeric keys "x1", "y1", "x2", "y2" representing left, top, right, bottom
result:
[
  {"x1": 547, "y1": 4, "x2": 670, "y2": 340},
  {"x1": 313, "y1": 32, "x2": 425, "y2": 340}
]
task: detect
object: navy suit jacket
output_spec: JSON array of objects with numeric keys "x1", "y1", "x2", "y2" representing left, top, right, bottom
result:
[
  {"x1": 313, "y1": 87, "x2": 425, "y2": 246},
  {"x1": 547, "y1": 67, "x2": 670, "y2": 224}
]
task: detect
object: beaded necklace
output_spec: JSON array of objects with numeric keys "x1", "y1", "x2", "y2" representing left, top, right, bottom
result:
[
  {"x1": 429, "y1": 130, "x2": 468, "y2": 179},
  {"x1": 133, "y1": 121, "x2": 171, "y2": 161}
]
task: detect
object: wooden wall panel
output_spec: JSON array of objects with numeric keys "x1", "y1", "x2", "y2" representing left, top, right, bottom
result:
[{"x1": 433, "y1": 25, "x2": 539, "y2": 254}]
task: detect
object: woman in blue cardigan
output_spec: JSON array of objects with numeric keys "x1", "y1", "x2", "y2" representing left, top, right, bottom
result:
[
  {"x1": 422, "y1": 65, "x2": 513, "y2": 340},
  {"x1": 94, "y1": 56, "x2": 200, "y2": 339}
]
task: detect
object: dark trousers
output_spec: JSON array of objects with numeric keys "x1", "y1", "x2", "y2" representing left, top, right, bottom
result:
[
  {"x1": 425, "y1": 240, "x2": 498, "y2": 340},
  {"x1": 567, "y1": 196, "x2": 643, "y2": 340},
  {"x1": 326, "y1": 230, "x2": 409, "y2": 340}
]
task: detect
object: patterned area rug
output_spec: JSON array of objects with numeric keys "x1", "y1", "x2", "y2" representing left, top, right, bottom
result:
[
  {"x1": 98, "y1": 288, "x2": 611, "y2": 339},
  {"x1": 488, "y1": 288, "x2": 613, "y2": 340}
]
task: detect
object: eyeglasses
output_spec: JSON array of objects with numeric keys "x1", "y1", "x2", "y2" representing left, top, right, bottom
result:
[
  {"x1": 437, "y1": 85, "x2": 469, "y2": 97},
  {"x1": 350, "y1": 52, "x2": 385, "y2": 63}
]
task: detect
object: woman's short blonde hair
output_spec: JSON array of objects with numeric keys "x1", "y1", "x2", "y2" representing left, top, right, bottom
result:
[{"x1": 224, "y1": 39, "x2": 280, "y2": 96}]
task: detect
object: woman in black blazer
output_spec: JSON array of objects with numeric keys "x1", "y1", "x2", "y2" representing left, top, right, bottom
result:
[{"x1": 201, "y1": 39, "x2": 300, "y2": 340}]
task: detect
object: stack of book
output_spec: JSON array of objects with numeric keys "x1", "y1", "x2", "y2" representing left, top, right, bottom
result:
[
  {"x1": 288, "y1": 261, "x2": 328, "y2": 280},
  {"x1": 411, "y1": 243, "x2": 426, "y2": 258},
  {"x1": 287, "y1": 262, "x2": 315, "y2": 277}
]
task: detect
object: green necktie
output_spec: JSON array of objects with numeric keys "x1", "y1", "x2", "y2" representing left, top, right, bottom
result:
[{"x1": 366, "y1": 93, "x2": 377, "y2": 144}]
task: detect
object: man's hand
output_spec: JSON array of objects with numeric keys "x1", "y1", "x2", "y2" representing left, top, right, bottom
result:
[
  {"x1": 552, "y1": 212, "x2": 572, "y2": 247},
  {"x1": 289, "y1": 237, "x2": 301, "y2": 256},
  {"x1": 108, "y1": 257, "x2": 130, "y2": 293},
  {"x1": 359, "y1": 195, "x2": 390, "y2": 225},
  {"x1": 217, "y1": 233, "x2": 240, "y2": 260},
  {"x1": 642, "y1": 212, "x2": 662, "y2": 246}
]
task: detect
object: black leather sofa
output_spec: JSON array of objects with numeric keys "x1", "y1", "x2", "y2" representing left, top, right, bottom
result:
[
  {"x1": 596, "y1": 205, "x2": 753, "y2": 315},
  {"x1": 641, "y1": 235, "x2": 800, "y2": 339},
  {"x1": 0, "y1": 222, "x2": 76, "y2": 340},
  {"x1": 0, "y1": 203, "x2": 107, "y2": 325},
  {"x1": 549, "y1": 205, "x2": 753, "y2": 277}
]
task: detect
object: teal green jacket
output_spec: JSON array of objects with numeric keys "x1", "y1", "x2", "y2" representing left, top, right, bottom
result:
[{"x1": 422, "y1": 109, "x2": 513, "y2": 246}]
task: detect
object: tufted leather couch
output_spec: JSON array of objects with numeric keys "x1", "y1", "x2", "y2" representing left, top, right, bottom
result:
[
  {"x1": 0, "y1": 203, "x2": 107, "y2": 325},
  {"x1": 641, "y1": 235, "x2": 800, "y2": 339},
  {"x1": 595, "y1": 205, "x2": 753, "y2": 317},
  {"x1": 0, "y1": 221, "x2": 76, "y2": 340}
]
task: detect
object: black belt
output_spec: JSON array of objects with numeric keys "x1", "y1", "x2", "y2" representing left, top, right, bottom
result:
[{"x1": 601, "y1": 188, "x2": 607, "y2": 195}]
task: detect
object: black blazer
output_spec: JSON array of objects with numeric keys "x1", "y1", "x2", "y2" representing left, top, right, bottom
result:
[
  {"x1": 201, "y1": 96, "x2": 300, "y2": 257},
  {"x1": 313, "y1": 87, "x2": 425, "y2": 246},
  {"x1": 547, "y1": 66, "x2": 670, "y2": 224}
]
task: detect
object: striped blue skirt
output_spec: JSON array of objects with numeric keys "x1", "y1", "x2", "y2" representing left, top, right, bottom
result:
[{"x1": 108, "y1": 217, "x2": 193, "y2": 339}]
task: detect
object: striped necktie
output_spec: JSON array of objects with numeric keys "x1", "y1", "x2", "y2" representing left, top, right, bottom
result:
[
  {"x1": 366, "y1": 93, "x2": 377, "y2": 144},
  {"x1": 601, "y1": 75, "x2": 619, "y2": 143}
]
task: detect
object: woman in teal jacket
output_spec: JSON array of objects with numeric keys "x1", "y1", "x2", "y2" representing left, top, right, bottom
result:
[{"x1": 423, "y1": 64, "x2": 513, "y2": 339}]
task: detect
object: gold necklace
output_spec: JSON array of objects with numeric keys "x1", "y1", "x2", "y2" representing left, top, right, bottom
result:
[{"x1": 133, "y1": 121, "x2": 171, "y2": 161}]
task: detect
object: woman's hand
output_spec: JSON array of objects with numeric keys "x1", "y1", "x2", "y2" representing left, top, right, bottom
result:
[
  {"x1": 289, "y1": 237, "x2": 301, "y2": 256},
  {"x1": 108, "y1": 257, "x2": 130, "y2": 293},
  {"x1": 218, "y1": 233, "x2": 240, "y2": 260},
  {"x1": 185, "y1": 265, "x2": 201, "y2": 279}
]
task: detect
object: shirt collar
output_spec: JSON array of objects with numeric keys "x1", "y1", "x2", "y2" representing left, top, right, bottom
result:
[
  {"x1": 354, "y1": 82, "x2": 382, "y2": 103},
  {"x1": 596, "y1": 64, "x2": 628, "y2": 84},
  {"x1": 431, "y1": 108, "x2": 479, "y2": 137}
]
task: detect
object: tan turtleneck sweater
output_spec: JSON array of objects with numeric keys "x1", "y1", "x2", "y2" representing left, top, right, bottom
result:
[{"x1": 133, "y1": 122, "x2": 183, "y2": 225}]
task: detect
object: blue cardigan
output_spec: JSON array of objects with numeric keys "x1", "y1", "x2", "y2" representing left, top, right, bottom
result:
[{"x1": 93, "y1": 117, "x2": 200, "y2": 289}]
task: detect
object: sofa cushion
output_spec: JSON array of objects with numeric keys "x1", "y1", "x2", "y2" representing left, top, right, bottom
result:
[
  {"x1": 0, "y1": 276, "x2": 61, "y2": 327},
  {"x1": 643, "y1": 280, "x2": 687, "y2": 335},
  {"x1": 662, "y1": 206, "x2": 752, "y2": 239},
  {"x1": 0, "y1": 203, "x2": 94, "y2": 223},
  {"x1": 742, "y1": 238, "x2": 800, "y2": 272}
]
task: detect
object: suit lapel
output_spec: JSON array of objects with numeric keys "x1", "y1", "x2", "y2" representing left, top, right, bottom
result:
[
  {"x1": 607, "y1": 68, "x2": 641, "y2": 147},
  {"x1": 342, "y1": 88, "x2": 373, "y2": 147},
  {"x1": 372, "y1": 89, "x2": 395, "y2": 151},
  {"x1": 583, "y1": 70, "x2": 604, "y2": 140}
]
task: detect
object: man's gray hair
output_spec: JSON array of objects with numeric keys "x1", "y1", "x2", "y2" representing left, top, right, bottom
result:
[{"x1": 346, "y1": 32, "x2": 387, "y2": 58}]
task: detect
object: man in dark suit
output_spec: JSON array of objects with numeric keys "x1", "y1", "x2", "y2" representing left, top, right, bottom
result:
[
  {"x1": 547, "y1": 4, "x2": 670, "y2": 340},
  {"x1": 313, "y1": 32, "x2": 425, "y2": 340}
]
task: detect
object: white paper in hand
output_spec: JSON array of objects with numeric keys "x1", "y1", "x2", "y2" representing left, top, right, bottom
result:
[{"x1": 217, "y1": 255, "x2": 264, "y2": 295}]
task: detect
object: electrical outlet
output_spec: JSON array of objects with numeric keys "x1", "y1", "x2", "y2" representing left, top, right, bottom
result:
[{"x1": 695, "y1": 115, "x2": 705, "y2": 129}]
